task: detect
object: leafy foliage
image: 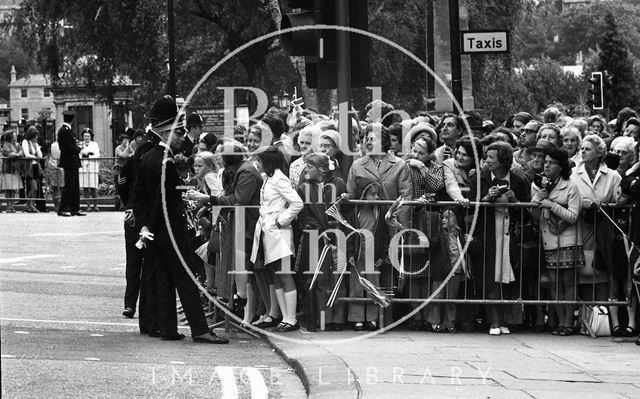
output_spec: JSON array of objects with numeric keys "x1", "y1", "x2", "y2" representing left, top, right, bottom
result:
[
  {"x1": 0, "y1": 37, "x2": 32, "y2": 101},
  {"x1": 597, "y1": 13, "x2": 639, "y2": 115},
  {"x1": 520, "y1": 56, "x2": 585, "y2": 115},
  {"x1": 473, "y1": 58, "x2": 530, "y2": 122}
]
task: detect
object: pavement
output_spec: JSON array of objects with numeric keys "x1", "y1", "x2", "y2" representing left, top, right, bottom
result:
[
  {"x1": 264, "y1": 327, "x2": 640, "y2": 399},
  {"x1": 0, "y1": 210, "x2": 306, "y2": 399}
]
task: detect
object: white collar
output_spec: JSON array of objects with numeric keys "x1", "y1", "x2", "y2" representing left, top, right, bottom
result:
[{"x1": 491, "y1": 171, "x2": 510, "y2": 182}]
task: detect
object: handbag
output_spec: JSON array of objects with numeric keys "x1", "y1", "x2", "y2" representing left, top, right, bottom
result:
[{"x1": 578, "y1": 305, "x2": 611, "y2": 337}]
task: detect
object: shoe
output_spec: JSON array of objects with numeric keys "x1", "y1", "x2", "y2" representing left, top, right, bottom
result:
[
  {"x1": 161, "y1": 332, "x2": 186, "y2": 341},
  {"x1": 444, "y1": 326, "x2": 457, "y2": 334},
  {"x1": 71, "y1": 211, "x2": 87, "y2": 216},
  {"x1": 489, "y1": 327, "x2": 501, "y2": 335},
  {"x1": 193, "y1": 332, "x2": 229, "y2": 344},
  {"x1": 612, "y1": 325, "x2": 622, "y2": 337},
  {"x1": 148, "y1": 329, "x2": 162, "y2": 337},
  {"x1": 254, "y1": 316, "x2": 281, "y2": 329},
  {"x1": 6, "y1": 209, "x2": 16, "y2": 213},
  {"x1": 499, "y1": 326, "x2": 511, "y2": 335},
  {"x1": 365, "y1": 321, "x2": 378, "y2": 331},
  {"x1": 122, "y1": 307, "x2": 135, "y2": 318},
  {"x1": 558, "y1": 327, "x2": 573, "y2": 336},
  {"x1": 433, "y1": 324, "x2": 444, "y2": 333},
  {"x1": 276, "y1": 322, "x2": 300, "y2": 333},
  {"x1": 622, "y1": 326, "x2": 636, "y2": 337},
  {"x1": 551, "y1": 327, "x2": 560, "y2": 336},
  {"x1": 331, "y1": 323, "x2": 344, "y2": 331},
  {"x1": 353, "y1": 322, "x2": 364, "y2": 332},
  {"x1": 636, "y1": 337, "x2": 640, "y2": 346},
  {"x1": 420, "y1": 321, "x2": 432, "y2": 332},
  {"x1": 232, "y1": 295, "x2": 246, "y2": 319}
]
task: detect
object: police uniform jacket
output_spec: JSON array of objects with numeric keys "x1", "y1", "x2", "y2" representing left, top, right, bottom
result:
[
  {"x1": 132, "y1": 143, "x2": 190, "y2": 248},
  {"x1": 57, "y1": 125, "x2": 81, "y2": 169}
]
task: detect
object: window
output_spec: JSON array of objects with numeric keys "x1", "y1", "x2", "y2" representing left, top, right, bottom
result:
[
  {"x1": 44, "y1": 87, "x2": 51, "y2": 97},
  {"x1": 21, "y1": 88, "x2": 27, "y2": 98},
  {"x1": 21, "y1": 108, "x2": 28, "y2": 120}
]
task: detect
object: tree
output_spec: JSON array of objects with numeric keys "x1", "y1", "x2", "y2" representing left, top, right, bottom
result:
[
  {"x1": 6, "y1": 0, "x2": 168, "y2": 120},
  {"x1": 520, "y1": 56, "x2": 584, "y2": 115},
  {"x1": 473, "y1": 58, "x2": 531, "y2": 122},
  {"x1": 0, "y1": 37, "x2": 32, "y2": 101},
  {"x1": 598, "y1": 13, "x2": 638, "y2": 115},
  {"x1": 6, "y1": 0, "x2": 292, "y2": 118},
  {"x1": 467, "y1": 0, "x2": 528, "y2": 121}
]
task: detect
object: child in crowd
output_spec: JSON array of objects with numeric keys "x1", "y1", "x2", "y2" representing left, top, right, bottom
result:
[
  {"x1": 192, "y1": 151, "x2": 223, "y2": 294},
  {"x1": 347, "y1": 182, "x2": 384, "y2": 331},
  {"x1": 426, "y1": 208, "x2": 472, "y2": 333},
  {"x1": 296, "y1": 152, "x2": 349, "y2": 331},
  {"x1": 194, "y1": 151, "x2": 222, "y2": 198}
]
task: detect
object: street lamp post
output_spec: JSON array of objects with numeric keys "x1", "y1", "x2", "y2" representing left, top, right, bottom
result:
[{"x1": 167, "y1": 0, "x2": 176, "y2": 98}]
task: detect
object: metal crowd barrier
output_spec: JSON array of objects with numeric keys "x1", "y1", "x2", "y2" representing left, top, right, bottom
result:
[
  {"x1": 0, "y1": 156, "x2": 120, "y2": 210},
  {"x1": 206, "y1": 199, "x2": 635, "y2": 331},
  {"x1": 329, "y1": 199, "x2": 634, "y2": 307}
]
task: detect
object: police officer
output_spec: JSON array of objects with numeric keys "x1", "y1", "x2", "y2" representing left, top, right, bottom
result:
[
  {"x1": 57, "y1": 110, "x2": 86, "y2": 217},
  {"x1": 132, "y1": 96, "x2": 228, "y2": 344},
  {"x1": 117, "y1": 129, "x2": 157, "y2": 332},
  {"x1": 180, "y1": 112, "x2": 204, "y2": 155}
]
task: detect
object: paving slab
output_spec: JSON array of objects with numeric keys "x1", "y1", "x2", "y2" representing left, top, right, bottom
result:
[{"x1": 266, "y1": 329, "x2": 640, "y2": 398}]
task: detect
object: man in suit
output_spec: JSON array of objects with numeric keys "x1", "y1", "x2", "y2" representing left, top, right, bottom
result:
[
  {"x1": 57, "y1": 110, "x2": 86, "y2": 217},
  {"x1": 132, "y1": 95, "x2": 228, "y2": 344}
]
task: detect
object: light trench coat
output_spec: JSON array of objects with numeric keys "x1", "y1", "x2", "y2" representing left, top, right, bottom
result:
[
  {"x1": 250, "y1": 169, "x2": 303, "y2": 265},
  {"x1": 570, "y1": 162, "x2": 621, "y2": 282},
  {"x1": 531, "y1": 178, "x2": 582, "y2": 250}
]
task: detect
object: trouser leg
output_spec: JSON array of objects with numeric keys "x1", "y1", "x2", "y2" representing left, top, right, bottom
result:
[{"x1": 124, "y1": 222, "x2": 143, "y2": 310}]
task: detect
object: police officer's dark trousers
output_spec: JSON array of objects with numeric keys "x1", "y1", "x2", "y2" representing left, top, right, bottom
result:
[{"x1": 152, "y1": 243, "x2": 209, "y2": 337}]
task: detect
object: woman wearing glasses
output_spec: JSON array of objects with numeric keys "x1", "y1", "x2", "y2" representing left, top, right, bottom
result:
[{"x1": 531, "y1": 148, "x2": 583, "y2": 336}]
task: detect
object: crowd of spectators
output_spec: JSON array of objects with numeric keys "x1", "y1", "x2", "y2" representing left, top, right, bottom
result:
[
  {"x1": 167, "y1": 100, "x2": 640, "y2": 344},
  {"x1": 3, "y1": 98, "x2": 639, "y2": 346}
]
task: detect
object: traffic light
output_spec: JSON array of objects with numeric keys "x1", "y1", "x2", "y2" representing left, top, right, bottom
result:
[
  {"x1": 588, "y1": 71, "x2": 604, "y2": 110},
  {"x1": 281, "y1": 0, "x2": 370, "y2": 89}
]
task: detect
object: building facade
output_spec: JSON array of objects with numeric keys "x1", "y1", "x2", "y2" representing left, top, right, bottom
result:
[
  {"x1": 8, "y1": 66, "x2": 137, "y2": 155},
  {"x1": 8, "y1": 66, "x2": 55, "y2": 124}
]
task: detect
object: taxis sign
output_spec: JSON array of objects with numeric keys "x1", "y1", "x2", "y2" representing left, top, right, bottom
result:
[{"x1": 461, "y1": 30, "x2": 509, "y2": 54}]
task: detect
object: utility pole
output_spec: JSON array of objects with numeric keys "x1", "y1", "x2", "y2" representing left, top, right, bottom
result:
[
  {"x1": 448, "y1": 0, "x2": 463, "y2": 111},
  {"x1": 167, "y1": 0, "x2": 177, "y2": 98},
  {"x1": 427, "y1": 0, "x2": 435, "y2": 109},
  {"x1": 336, "y1": 0, "x2": 353, "y2": 173}
]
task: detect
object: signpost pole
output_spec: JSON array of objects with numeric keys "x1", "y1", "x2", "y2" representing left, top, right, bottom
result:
[{"x1": 448, "y1": 0, "x2": 463, "y2": 111}]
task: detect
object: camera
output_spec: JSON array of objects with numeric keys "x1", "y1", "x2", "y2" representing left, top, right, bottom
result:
[
  {"x1": 496, "y1": 184, "x2": 509, "y2": 195},
  {"x1": 533, "y1": 173, "x2": 549, "y2": 189}
]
